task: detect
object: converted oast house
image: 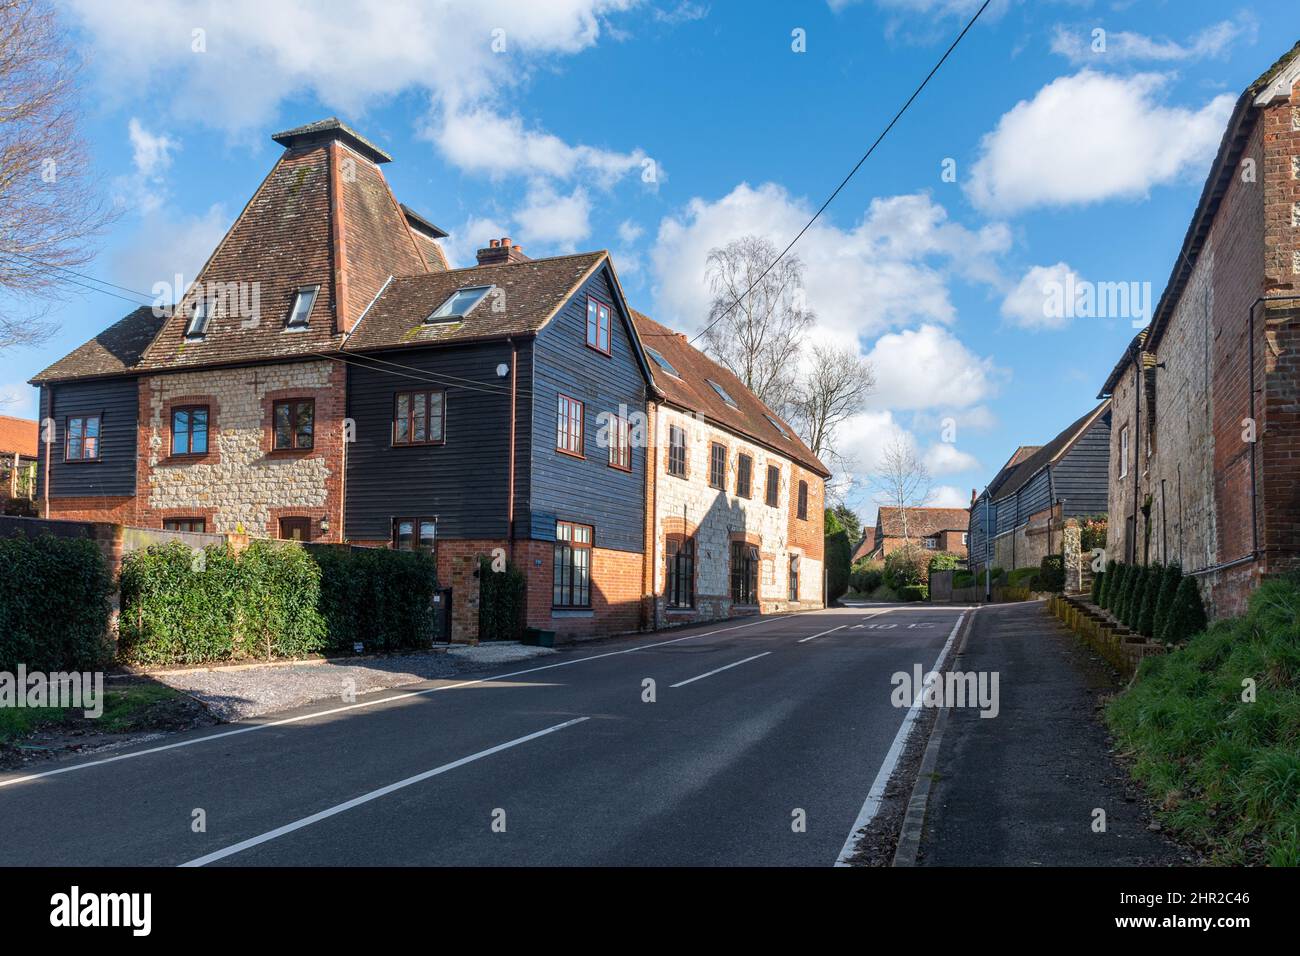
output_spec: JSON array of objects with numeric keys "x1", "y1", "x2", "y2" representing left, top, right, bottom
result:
[
  {"x1": 1098, "y1": 42, "x2": 1300, "y2": 618},
  {"x1": 30, "y1": 119, "x2": 827, "y2": 642}
]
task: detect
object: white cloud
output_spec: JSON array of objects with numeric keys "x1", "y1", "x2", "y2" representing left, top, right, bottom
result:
[
  {"x1": 929, "y1": 484, "x2": 974, "y2": 509},
  {"x1": 128, "y1": 118, "x2": 178, "y2": 177},
  {"x1": 428, "y1": 107, "x2": 650, "y2": 187},
  {"x1": 514, "y1": 184, "x2": 592, "y2": 250},
  {"x1": 441, "y1": 216, "x2": 513, "y2": 270},
  {"x1": 1001, "y1": 262, "x2": 1081, "y2": 330},
  {"x1": 1050, "y1": 17, "x2": 1256, "y2": 65},
  {"x1": 967, "y1": 70, "x2": 1235, "y2": 214},
  {"x1": 863, "y1": 325, "x2": 1001, "y2": 411},
  {"x1": 110, "y1": 203, "x2": 231, "y2": 299},
  {"x1": 651, "y1": 183, "x2": 1009, "y2": 345},
  {"x1": 0, "y1": 381, "x2": 38, "y2": 418},
  {"x1": 618, "y1": 219, "x2": 645, "y2": 244},
  {"x1": 924, "y1": 441, "x2": 979, "y2": 475}
]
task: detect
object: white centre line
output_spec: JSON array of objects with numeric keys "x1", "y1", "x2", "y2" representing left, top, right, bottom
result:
[
  {"x1": 669, "y1": 652, "x2": 771, "y2": 688},
  {"x1": 833, "y1": 609, "x2": 970, "y2": 866},
  {"x1": 0, "y1": 612, "x2": 799, "y2": 791},
  {"x1": 180, "y1": 717, "x2": 589, "y2": 867},
  {"x1": 797, "y1": 625, "x2": 846, "y2": 644}
]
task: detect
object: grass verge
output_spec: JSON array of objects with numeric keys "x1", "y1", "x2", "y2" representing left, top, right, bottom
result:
[
  {"x1": 0, "y1": 683, "x2": 194, "y2": 747},
  {"x1": 1106, "y1": 576, "x2": 1300, "y2": 865}
]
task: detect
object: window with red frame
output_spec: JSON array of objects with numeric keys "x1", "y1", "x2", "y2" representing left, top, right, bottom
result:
[
  {"x1": 64, "y1": 415, "x2": 101, "y2": 461},
  {"x1": 585, "y1": 297, "x2": 611, "y2": 354},
  {"x1": 557, "y1": 394, "x2": 584, "y2": 456},
  {"x1": 607, "y1": 412, "x2": 631, "y2": 470},
  {"x1": 393, "y1": 390, "x2": 445, "y2": 445},
  {"x1": 273, "y1": 400, "x2": 314, "y2": 450}
]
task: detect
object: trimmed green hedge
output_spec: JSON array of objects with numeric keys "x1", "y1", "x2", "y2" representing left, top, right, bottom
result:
[
  {"x1": 120, "y1": 541, "x2": 326, "y2": 665},
  {"x1": 479, "y1": 556, "x2": 526, "y2": 642},
  {"x1": 0, "y1": 533, "x2": 114, "y2": 672},
  {"x1": 311, "y1": 546, "x2": 440, "y2": 653}
]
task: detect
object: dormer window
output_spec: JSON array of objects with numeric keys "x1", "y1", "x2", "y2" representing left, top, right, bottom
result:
[
  {"x1": 647, "y1": 347, "x2": 680, "y2": 377},
  {"x1": 427, "y1": 285, "x2": 491, "y2": 323},
  {"x1": 286, "y1": 285, "x2": 319, "y2": 330},
  {"x1": 184, "y1": 300, "x2": 209, "y2": 341},
  {"x1": 707, "y1": 379, "x2": 738, "y2": 408}
]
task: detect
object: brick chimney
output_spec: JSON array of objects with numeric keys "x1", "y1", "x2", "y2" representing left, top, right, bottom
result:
[
  {"x1": 476, "y1": 236, "x2": 530, "y2": 266},
  {"x1": 971, "y1": 488, "x2": 978, "y2": 506}
]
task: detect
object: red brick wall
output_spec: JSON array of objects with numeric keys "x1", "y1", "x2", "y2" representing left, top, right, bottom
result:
[
  {"x1": 45, "y1": 495, "x2": 138, "y2": 525},
  {"x1": 787, "y1": 464, "x2": 824, "y2": 561},
  {"x1": 520, "y1": 539, "x2": 644, "y2": 642}
]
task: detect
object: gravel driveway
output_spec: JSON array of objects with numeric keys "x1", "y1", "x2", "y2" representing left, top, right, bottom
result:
[{"x1": 148, "y1": 644, "x2": 558, "y2": 722}]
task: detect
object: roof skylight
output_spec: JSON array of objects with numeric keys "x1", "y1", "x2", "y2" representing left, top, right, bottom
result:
[
  {"x1": 426, "y1": 285, "x2": 492, "y2": 323},
  {"x1": 646, "y1": 347, "x2": 680, "y2": 377},
  {"x1": 707, "y1": 379, "x2": 738, "y2": 408}
]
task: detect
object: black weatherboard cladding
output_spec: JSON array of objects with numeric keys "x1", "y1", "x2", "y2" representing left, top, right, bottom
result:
[
  {"x1": 1052, "y1": 409, "x2": 1111, "y2": 517},
  {"x1": 38, "y1": 378, "x2": 140, "y2": 497},
  {"x1": 344, "y1": 340, "x2": 530, "y2": 542}
]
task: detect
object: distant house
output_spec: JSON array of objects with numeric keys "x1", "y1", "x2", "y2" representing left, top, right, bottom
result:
[
  {"x1": 968, "y1": 402, "x2": 1111, "y2": 573},
  {"x1": 851, "y1": 527, "x2": 877, "y2": 564},
  {"x1": 864, "y1": 506, "x2": 970, "y2": 562},
  {"x1": 0, "y1": 415, "x2": 38, "y2": 506}
]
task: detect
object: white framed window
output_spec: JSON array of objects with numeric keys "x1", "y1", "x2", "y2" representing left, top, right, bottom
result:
[
  {"x1": 184, "y1": 300, "x2": 209, "y2": 340},
  {"x1": 924, "y1": 537, "x2": 937, "y2": 550},
  {"x1": 962, "y1": 532, "x2": 968, "y2": 546},
  {"x1": 287, "y1": 285, "x2": 319, "y2": 329},
  {"x1": 1119, "y1": 425, "x2": 1130, "y2": 479}
]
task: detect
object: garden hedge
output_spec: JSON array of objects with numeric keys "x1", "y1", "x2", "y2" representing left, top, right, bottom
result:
[
  {"x1": 0, "y1": 533, "x2": 114, "y2": 672},
  {"x1": 119, "y1": 541, "x2": 326, "y2": 665},
  {"x1": 311, "y1": 545, "x2": 440, "y2": 653},
  {"x1": 479, "y1": 556, "x2": 526, "y2": 642}
]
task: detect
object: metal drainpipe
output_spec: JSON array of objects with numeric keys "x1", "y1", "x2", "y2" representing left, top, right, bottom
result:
[{"x1": 506, "y1": 338, "x2": 517, "y2": 563}]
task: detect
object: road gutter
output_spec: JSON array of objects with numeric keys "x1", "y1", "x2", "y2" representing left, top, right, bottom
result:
[
  {"x1": 891, "y1": 606, "x2": 978, "y2": 867},
  {"x1": 833, "y1": 608, "x2": 971, "y2": 866}
]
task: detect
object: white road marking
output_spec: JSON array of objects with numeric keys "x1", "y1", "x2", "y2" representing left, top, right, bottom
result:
[
  {"x1": 797, "y1": 625, "x2": 846, "y2": 644},
  {"x1": 180, "y1": 717, "x2": 590, "y2": 867},
  {"x1": 833, "y1": 609, "x2": 970, "y2": 866},
  {"x1": 669, "y1": 652, "x2": 771, "y2": 688},
  {"x1": 0, "y1": 612, "x2": 806, "y2": 790}
]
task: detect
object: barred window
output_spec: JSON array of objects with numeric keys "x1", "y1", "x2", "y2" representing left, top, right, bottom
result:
[
  {"x1": 666, "y1": 535, "x2": 695, "y2": 609},
  {"x1": 730, "y1": 541, "x2": 759, "y2": 606}
]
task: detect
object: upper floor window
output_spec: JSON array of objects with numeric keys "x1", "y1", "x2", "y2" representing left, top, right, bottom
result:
[
  {"x1": 667, "y1": 425, "x2": 687, "y2": 477},
  {"x1": 184, "y1": 300, "x2": 209, "y2": 340},
  {"x1": 286, "y1": 285, "x2": 319, "y2": 330},
  {"x1": 962, "y1": 532, "x2": 969, "y2": 546},
  {"x1": 393, "y1": 390, "x2": 445, "y2": 446},
  {"x1": 557, "y1": 394, "x2": 584, "y2": 457},
  {"x1": 171, "y1": 406, "x2": 209, "y2": 456},
  {"x1": 427, "y1": 285, "x2": 491, "y2": 323},
  {"x1": 273, "y1": 399, "x2": 314, "y2": 450},
  {"x1": 1119, "y1": 425, "x2": 1130, "y2": 479},
  {"x1": 797, "y1": 480, "x2": 808, "y2": 519},
  {"x1": 586, "y1": 296, "x2": 611, "y2": 354},
  {"x1": 647, "y1": 347, "x2": 679, "y2": 377},
  {"x1": 608, "y1": 413, "x2": 631, "y2": 471},
  {"x1": 393, "y1": 517, "x2": 437, "y2": 553},
  {"x1": 64, "y1": 415, "x2": 100, "y2": 461},
  {"x1": 736, "y1": 453, "x2": 752, "y2": 498},
  {"x1": 707, "y1": 379, "x2": 738, "y2": 408},
  {"x1": 709, "y1": 442, "x2": 726, "y2": 489},
  {"x1": 765, "y1": 464, "x2": 780, "y2": 507}
]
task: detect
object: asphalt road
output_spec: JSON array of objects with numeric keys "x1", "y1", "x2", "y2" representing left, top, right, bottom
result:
[{"x1": 0, "y1": 604, "x2": 967, "y2": 867}]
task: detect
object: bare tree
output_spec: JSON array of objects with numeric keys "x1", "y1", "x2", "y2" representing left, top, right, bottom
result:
[
  {"x1": 873, "y1": 437, "x2": 932, "y2": 543},
  {"x1": 700, "y1": 235, "x2": 813, "y2": 415},
  {"x1": 789, "y1": 341, "x2": 874, "y2": 463},
  {"x1": 0, "y1": 0, "x2": 115, "y2": 353}
]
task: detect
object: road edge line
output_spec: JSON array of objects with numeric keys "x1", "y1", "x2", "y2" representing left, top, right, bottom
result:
[{"x1": 890, "y1": 605, "x2": 979, "y2": 867}]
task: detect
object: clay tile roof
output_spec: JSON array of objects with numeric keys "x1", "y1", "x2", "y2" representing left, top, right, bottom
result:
[
  {"x1": 29, "y1": 306, "x2": 168, "y2": 383},
  {"x1": 345, "y1": 251, "x2": 608, "y2": 352},
  {"x1": 852, "y1": 528, "x2": 877, "y2": 563},
  {"x1": 985, "y1": 444, "x2": 1042, "y2": 498},
  {"x1": 630, "y1": 309, "x2": 829, "y2": 478},
  {"x1": 0, "y1": 415, "x2": 38, "y2": 457},
  {"x1": 878, "y1": 506, "x2": 970, "y2": 538}
]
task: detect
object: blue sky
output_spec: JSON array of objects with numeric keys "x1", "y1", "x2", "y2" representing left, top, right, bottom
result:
[{"x1": 4, "y1": 0, "x2": 1298, "y2": 525}]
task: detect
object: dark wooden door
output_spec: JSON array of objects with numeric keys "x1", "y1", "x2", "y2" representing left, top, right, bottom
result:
[{"x1": 279, "y1": 516, "x2": 311, "y2": 541}]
